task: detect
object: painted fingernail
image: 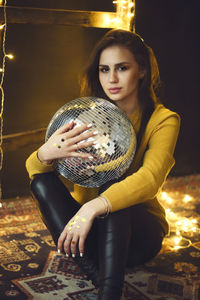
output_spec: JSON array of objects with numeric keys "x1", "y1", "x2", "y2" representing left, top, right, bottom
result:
[
  {"x1": 87, "y1": 123, "x2": 93, "y2": 128},
  {"x1": 57, "y1": 249, "x2": 61, "y2": 254},
  {"x1": 87, "y1": 137, "x2": 95, "y2": 142},
  {"x1": 80, "y1": 253, "x2": 83, "y2": 257},
  {"x1": 89, "y1": 156, "x2": 94, "y2": 160},
  {"x1": 94, "y1": 143, "x2": 100, "y2": 149},
  {"x1": 78, "y1": 140, "x2": 86, "y2": 144},
  {"x1": 93, "y1": 130, "x2": 98, "y2": 135},
  {"x1": 72, "y1": 254, "x2": 76, "y2": 258},
  {"x1": 66, "y1": 253, "x2": 69, "y2": 257}
]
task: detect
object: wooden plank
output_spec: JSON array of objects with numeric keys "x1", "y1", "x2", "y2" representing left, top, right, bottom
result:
[
  {"x1": 0, "y1": 5, "x2": 116, "y2": 28},
  {"x1": 2, "y1": 128, "x2": 46, "y2": 152}
]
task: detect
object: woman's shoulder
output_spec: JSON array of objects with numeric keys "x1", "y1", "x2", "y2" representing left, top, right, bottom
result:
[
  {"x1": 152, "y1": 103, "x2": 180, "y2": 123},
  {"x1": 145, "y1": 103, "x2": 181, "y2": 137}
]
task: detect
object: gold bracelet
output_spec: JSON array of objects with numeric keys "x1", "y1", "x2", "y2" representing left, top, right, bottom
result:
[
  {"x1": 97, "y1": 195, "x2": 111, "y2": 218},
  {"x1": 36, "y1": 150, "x2": 53, "y2": 165}
]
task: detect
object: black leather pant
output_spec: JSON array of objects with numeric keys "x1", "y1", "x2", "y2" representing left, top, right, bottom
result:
[{"x1": 31, "y1": 172, "x2": 164, "y2": 300}]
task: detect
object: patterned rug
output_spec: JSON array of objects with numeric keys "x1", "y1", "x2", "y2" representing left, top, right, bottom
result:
[{"x1": 0, "y1": 174, "x2": 200, "y2": 300}]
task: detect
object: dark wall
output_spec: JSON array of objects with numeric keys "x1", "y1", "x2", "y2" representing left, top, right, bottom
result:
[
  {"x1": 2, "y1": 0, "x2": 200, "y2": 198},
  {"x1": 135, "y1": 0, "x2": 200, "y2": 176}
]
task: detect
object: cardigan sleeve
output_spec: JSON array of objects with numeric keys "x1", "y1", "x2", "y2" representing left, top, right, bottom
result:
[
  {"x1": 25, "y1": 150, "x2": 54, "y2": 179},
  {"x1": 101, "y1": 112, "x2": 180, "y2": 212}
]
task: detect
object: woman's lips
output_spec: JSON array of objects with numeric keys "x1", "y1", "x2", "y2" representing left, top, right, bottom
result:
[{"x1": 108, "y1": 88, "x2": 121, "y2": 94}]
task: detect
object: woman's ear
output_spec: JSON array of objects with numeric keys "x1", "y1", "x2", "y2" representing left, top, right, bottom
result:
[{"x1": 139, "y1": 68, "x2": 146, "y2": 79}]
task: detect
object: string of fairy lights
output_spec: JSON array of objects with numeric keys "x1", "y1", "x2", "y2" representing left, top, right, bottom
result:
[
  {"x1": 0, "y1": 0, "x2": 14, "y2": 202},
  {"x1": 159, "y1": 190, "x2": 200, "y2": 251},
  {"x1": 0, "y1": 0, "x2": 199, "y2": 251}
]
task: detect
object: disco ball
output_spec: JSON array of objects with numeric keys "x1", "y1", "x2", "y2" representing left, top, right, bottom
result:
[{"x1": 46, "y1": 97, "x2": 137, "y2": 188}]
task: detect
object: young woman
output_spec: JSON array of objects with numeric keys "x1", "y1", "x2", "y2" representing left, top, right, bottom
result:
[{"x1": 26, "y1": 29, "x2": 180, "y2": 300}]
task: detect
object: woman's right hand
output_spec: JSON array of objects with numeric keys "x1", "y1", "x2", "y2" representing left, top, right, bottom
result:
[{"x1": 38, "y1": 121, "x2": 98, "y2": 164}]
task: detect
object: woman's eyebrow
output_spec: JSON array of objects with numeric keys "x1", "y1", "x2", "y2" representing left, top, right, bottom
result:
[{"x1": 99, "y1": 62, "x2": 130, "y2": 67}]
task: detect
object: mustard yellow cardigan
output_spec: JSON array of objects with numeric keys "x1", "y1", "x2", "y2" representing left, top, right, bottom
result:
[{"x1": 26, "y1": 103, "x2": 180, "y2": 234}]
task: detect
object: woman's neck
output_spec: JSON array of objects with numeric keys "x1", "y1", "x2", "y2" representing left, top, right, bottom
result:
[{"x1": 117, "y1": 97, "x2": 139, "y2": 116}]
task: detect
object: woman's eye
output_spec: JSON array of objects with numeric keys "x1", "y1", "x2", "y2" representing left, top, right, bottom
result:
[
  {"x1": 99, "y1": 67, "x2": 109, "y2": 73},
  {"x1": 118, "y1": 66, "x2": 128, "y2": 71}
]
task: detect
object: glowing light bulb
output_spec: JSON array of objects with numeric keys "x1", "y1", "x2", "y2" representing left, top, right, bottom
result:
[
  {"x1": 174, "y1": 236, "x2": 182, "y2": 245},
  {"x1": 0, "y1": 24, "x2": 5, "y2": 30},
  {"x1": 6, "y1": 54, "x2": 14, "y2": 60},
  {"x1": 176, "y1": 220, "x2": 181, "y2": 226},
  {"x1": 183, "y1": 219, "x2": 189, "y2": 225},
  {"x1": 167, "y1": 211, "x2": 177, "y2": 221},
  {"x1": 183, "y1": 194, "x2": 192, "y2": 203},
  {"x1": 0, "y1": 203, "x2": 2, "y2": 208},
  {"x1": 174, "y1": 245, "x2": 181, "y2": 250},
  {"x1": 182, "y1": 226, "x2": 188, "y2": 232},
  {"x1": 127, "y1": 12, "x2": 134, "y2": 17},
  {"x1": 161, "y1": 192, "x2": 168, "y2": 199},
  {"x1": 128, "y1": 2, "x2": 134, "y2": 8},
  {"x1": 0, "y1": 68, "x2": 3, "y2": 72},
  {"x1": 192, "y1": 219, "x2": 197, "y2": 224},
  {"x1": 166, "y1": 196, "x2": 173, "y2": 203}
]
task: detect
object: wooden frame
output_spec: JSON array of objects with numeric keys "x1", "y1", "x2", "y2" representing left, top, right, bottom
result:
[{"x1": 0, "y1": 6, "x2": 116, "y2": 28}]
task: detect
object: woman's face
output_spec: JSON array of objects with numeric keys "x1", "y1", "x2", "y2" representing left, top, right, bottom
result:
[{"x1": 99, "y1": 45, "x2": 144, "y2": 114}]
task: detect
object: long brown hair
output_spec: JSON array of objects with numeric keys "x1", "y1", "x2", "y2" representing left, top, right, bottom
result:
[{"x1": 80, "y1": 29, "x2": 161, "y2": 147}]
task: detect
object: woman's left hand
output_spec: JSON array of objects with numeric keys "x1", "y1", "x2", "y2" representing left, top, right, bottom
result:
[{"x1": 57, "y1": 204, "x2": 96, "y2": 257}]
